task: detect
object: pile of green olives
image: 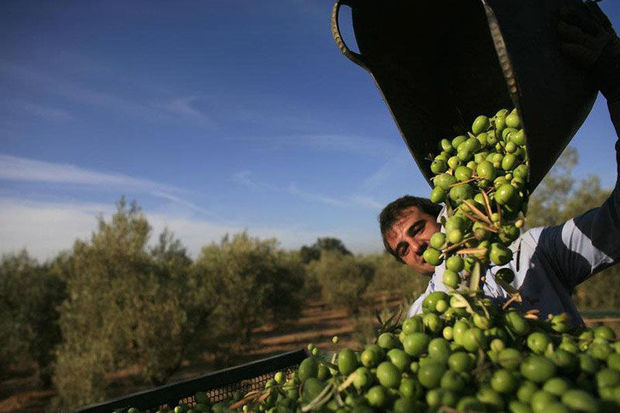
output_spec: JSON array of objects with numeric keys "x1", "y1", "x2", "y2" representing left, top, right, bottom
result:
[
  {"x1": 127, "y1": 294, "x2": 619, "y2": 413},
  {"x1": 423, "y1": 108, "x2": 529, "y2": 291}
]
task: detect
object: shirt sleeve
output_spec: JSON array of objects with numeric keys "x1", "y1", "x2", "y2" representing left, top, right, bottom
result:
[
  {"x1": 533, "y1": 107, "x2": 620, "y2": 291},
  {"x1": 406, "y1": 281, "x2": 433, "y2": 318}
]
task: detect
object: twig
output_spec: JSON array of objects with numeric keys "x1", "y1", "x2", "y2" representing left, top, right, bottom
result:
[
  {"x1": 476, "y1": 223, "x2": 499, "y2": 234},
  {"x1": 501, "y1": 292, "x2": 522, "y2": 310},
  {"x1": 462, "y1": 200, "x2": 494, "y2": 225},
  {"x1": 456, "y1": 247, "x2": 488, "y2": 255},
  {"x1": 450, "y1": 178, "x2": 477, "y2": 187},
  {"x1": 461, "y1": 210, "x2": 491, "y2": 227},
  {"x1": 337, "y1": 373, "x2": 357, "y2": 392},
  {"x1": 301, "y1": 384, "x2": 334, "y2": 412},
  {"x1": 229, "y1": 391, "x2": 262, "y2": 410},
  {"x1": 480, "y1": 190, "x2": 494, "y2": 219},
  {"x1": 496, "y1": 201, "x2": 502, "y2": 225},
  {"x1": 319, "y1": 360, "x2": 338, "y2": 370},
  {"x1": 442, "y1": 236, "x2": 476, "y2": 254}
]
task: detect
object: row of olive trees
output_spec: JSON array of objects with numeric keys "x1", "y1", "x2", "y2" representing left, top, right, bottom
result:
[
  {"x1": 1, "y1": 202, "x2": 427, "y2": 410},
  {"x1": 0, "y1": 251, "x2": 65, "y2": 385},
  {"x1": 1, "y1": 199, "x2": 309, "y2": 410}
]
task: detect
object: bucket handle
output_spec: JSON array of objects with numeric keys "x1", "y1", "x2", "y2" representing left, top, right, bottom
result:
[{"x1": 331, "y1": 0, "x2": 367, "y2": 70}]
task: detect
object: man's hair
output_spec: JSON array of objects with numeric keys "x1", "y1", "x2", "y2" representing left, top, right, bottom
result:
[{"x1": 379, "y1": 195, "x2": 442, "y2": 262}]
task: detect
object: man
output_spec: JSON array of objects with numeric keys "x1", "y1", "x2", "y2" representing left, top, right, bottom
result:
[{"x1": 380, "y1": 3, "x2": 620, "y2": 325}]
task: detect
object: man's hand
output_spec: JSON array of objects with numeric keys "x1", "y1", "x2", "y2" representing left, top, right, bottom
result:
[{"x1": 558, "y1": 1, "x2": 620, "y2": 103}]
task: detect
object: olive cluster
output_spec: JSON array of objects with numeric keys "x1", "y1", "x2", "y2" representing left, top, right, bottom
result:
[
  {"x1": 134, "y1": 295, "x2": 620, "y2": 413},
  {"x1": 422, "y1": 108, "x2": 529, "y2": 290}
]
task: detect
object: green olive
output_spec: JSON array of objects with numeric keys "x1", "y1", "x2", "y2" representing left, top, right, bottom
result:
[
  {"x1": 445, "y1": 216, "x2": 467, "y2": 233},
  {"x1": 448, "y1": 229, "x2": 464, "y2": 244},
  {"x1": 449, "y1": 184, "x2": 474, "y2": 205},
  {"x1": 495, "y1": 184, "x2": 517, "y2": 205},
  {"x1": 505, "y1": 142, "x2": 517, "y2": 153},
  {"x1": 457, "y1": 148, "x2": 473, "y2": 162},
  {"x1": 431, "y1": 159, "x2": 448, "y2": 174},
  {"x1": 473, "y1": 222, "x2": 491, "y2": 241},
  {"x1": 430, "y1": 187, "x2": 447, "y2": 203},
  {"x1": 443, "y1": 270, "x2": 460, "y2": 289},
  {"x1": 452, "y1": 135, "x2": 468, "y2": 150},
  {"x1": 464, "y1": 137, "x2": 481, "y2": 153},
  {"x1": 494, "y1": 176, "x2": 509, "y2": 188},
  {"x1": 430, "y1": 232, "x2": 446, "y2": 249},
  {"x1": 496, "y1": 108, "x2": 509, "y2": 118},
  {"x1": 474, "y1": 151, "x2": 489, "y2": 164},
  {"x1": 494, "y1": 117, "x2": 506, "y2": 134},
  {"x1": 476, "y1": 161, "x2": 497, "y2": 181},
  {"x1": 441, "y1": 138, "x2": 454, "y2": 153},
  {"x1": 446, "y1": 255, "x2": 464, "y2": 272},
  {"x1": 511, "y1": 177, "x2": 526, "y2": 189},
  {"x1": 502, "y1": 127, "x2": 517, "y2": 141},
  {"x1": 513, "y1": 164, "x2": 528, "y2": 180},
  {"x1": 501, "y1": 154, "x2": 518, "y2": 171},
  {"x1": 499, "y1": 224, "x2": 520, "y2": 244},
  {"x1": 495, "y1": 268, "x2": 515, "y2": 283},
  {"x1": 455, "y1": 166, "x2": 473, "y2": 181},
  {"x1": 489, "y1": 243, "x2": 512, "y2": 266},
  {"x1": 434, "y1": 173, "x2": 457, "y2": 190},
  {"x1": 510, "y1": 129, "x2": 526, "y2": 146},
  {"x1": 472, "y1": 115, "x2": 490, "y2": 135},
  {"x1": 448, "y1": 156, "x2": 462, "y2": 170},
  {"x1": 505, "y1": 109, "x2": 521, "y2": 129},
  {"x1": 423, "y1": 247, "x2": 443, "y2": 266}
]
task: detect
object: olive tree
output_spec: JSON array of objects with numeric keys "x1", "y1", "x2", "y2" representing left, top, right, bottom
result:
[
  {"x1": 0, "y1": 250, "x2": 65, "y2": 385},
  {"x1": 194, "y1": 232, "x2": 305, "y2": 354},
  {"x1": 52, "y1": 199, "x2": 214, "y2": 409},
  {"x1": 309, "y1": 251, "x2": 374, "y2": 315},
  {"x1": 363, "y1": 252, "x2": 427, "y2": 300}
]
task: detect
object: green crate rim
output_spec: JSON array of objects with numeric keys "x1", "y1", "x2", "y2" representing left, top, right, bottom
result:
[{"x1": 73, "y1": 349, "x2": 307, "y2": 413}]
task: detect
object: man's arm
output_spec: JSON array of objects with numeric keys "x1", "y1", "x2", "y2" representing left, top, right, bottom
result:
[{"x1": 532, "y1": 2, "x2": 620, "y2": 290}]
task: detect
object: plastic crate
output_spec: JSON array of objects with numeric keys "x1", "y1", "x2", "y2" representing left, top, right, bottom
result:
[{"x1": 73, "y1": 349, "x2": 307, "y2": 413}]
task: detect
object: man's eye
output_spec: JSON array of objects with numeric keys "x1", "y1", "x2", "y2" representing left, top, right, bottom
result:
[
  {"x1": 399, "y1": 245, "x2": 409, "y2": 257},
  {"x1": 408, "y1": 223, "x2": 424, "y2": 237}
]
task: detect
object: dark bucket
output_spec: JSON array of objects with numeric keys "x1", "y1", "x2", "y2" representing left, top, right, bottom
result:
[{"x1": 331, "y1": 0, "x2": 598, "y2": 191}]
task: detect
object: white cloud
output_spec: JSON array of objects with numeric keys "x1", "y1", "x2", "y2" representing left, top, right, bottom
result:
[
  {"x1": 17, "y1": 101, "x2": 73, "y2": 122},
  {"x1": 0, "y1": 197, "x2": 382, "y2": 261},
  {"x1": 231, "y1": 170, "x2": 277, "y2": 191},
  {"x1": 230, "y1": 170, "x2": 383, "y2": 210},
  {"x1": 286, "y1": 183, "x2": 383, "y2": 210},
  {"x1": 287, "y1": 184, "x2": 348, "y2": 208},
  {"x1": 231, "y1": 133, "x2": 399, "y2": 159},
  {"x1": 361, "y1": 151, "x2": 414, "y2": 191},
  {"x1": 0, "y1": 198, "x2": 112, "y2": 260},
  {"x1": 349, "y1": 194, "x2": 383, "y2": 210},
  {"x1": 158, "y1": 96, "x2": 216, "y2": 127},
  {"x1": 0, "y1": 61, "x2": 214, "y2": 128},
  {"x1": 0, "y1": 154, "x2": 210, "y2": 214}
]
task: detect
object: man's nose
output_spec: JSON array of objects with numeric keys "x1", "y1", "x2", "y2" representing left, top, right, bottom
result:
[{"x1": 410, "y1": 239, "x2": 423, "y2": 254}]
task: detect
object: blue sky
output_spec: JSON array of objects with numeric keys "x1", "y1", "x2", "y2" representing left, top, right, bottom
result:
[{"x1": 1, "y1": 0, "x2": 619, "y2": 260}]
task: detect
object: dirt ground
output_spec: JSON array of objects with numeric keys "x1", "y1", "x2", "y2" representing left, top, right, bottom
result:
[{"x1": 1, "y1": 292, "x2": 617, "y2": 413}]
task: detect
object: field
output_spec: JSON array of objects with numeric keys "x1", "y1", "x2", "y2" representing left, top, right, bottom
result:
[{"x1": 2, "y1": 291, "x2": 618, "y2": 413}]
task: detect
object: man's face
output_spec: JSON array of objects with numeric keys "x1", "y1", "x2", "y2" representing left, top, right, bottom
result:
[{"x1": 384, "y1": 206, "x2": 441, "y2": 276}]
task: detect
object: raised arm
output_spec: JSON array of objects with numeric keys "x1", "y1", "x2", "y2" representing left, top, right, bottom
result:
[{"x1": 532, "y1": 2, "x2": 620, "y2": 290}]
